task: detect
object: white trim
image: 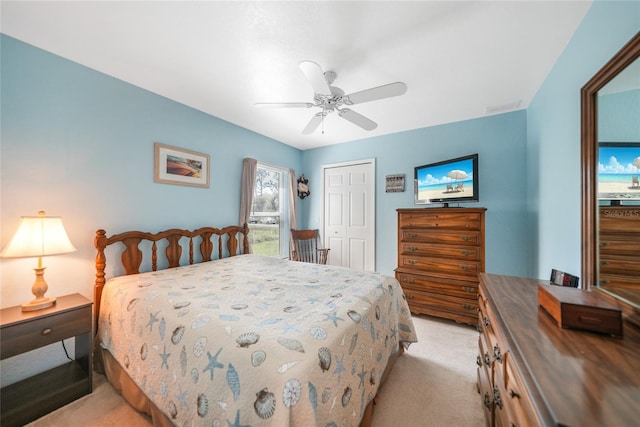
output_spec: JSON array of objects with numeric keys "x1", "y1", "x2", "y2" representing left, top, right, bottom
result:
[{"x1": 321, "y1": 158, "x2": 376, "y2": 170}]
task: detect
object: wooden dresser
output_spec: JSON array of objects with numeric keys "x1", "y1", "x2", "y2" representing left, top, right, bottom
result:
[
  {"x1": 599, "y1": 206, "x2": 640, "y2": 290},
  {"x1": 395, "y1": 207, "x2": 486, "y2": 325},
  {"x1": 477, "y1": 273, "x2": 640, "y2": 427}
]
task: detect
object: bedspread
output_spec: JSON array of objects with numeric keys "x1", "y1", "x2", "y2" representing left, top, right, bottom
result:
[{"x1": 98, "y1": 254, "x2": 417, "y2": 426}]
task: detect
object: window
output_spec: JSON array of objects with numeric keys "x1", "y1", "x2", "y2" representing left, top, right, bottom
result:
[{"x1": 248, "y1": 164, "x2": 287, "y2": 258}]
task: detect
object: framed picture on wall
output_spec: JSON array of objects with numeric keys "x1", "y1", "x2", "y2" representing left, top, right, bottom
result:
[
  {"x1": 385, "y1": 174, "x2": 405, "y2": 192},
  {"x1": 154, "y1": 143, "x2": 210, "y2": 188}
]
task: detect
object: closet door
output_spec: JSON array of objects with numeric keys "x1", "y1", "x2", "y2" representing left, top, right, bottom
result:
[{"x1": 323, "y1": 159, "x2": 375, "y2": 271}]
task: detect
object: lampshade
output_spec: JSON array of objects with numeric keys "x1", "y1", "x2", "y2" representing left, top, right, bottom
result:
[
  {"x1": 1, "y1": 212, "x2": 76, "y2": 258},
  {"x1": 1, "y1": 211, "x2": 76, "y2": 311}
]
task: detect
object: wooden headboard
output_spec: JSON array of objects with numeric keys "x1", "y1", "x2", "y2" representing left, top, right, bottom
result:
[{"x1": 94, "y1": 224, "x2": 249, "y2": 325}]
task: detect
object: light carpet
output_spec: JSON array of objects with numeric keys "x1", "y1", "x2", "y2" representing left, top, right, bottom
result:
[{"x1": 27, "y1": 315, "x2": 484, "y2": 427}]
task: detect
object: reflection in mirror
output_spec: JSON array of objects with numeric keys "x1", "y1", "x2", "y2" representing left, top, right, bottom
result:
[
  {"x1": 582, "y1": 32, "x2": 640, "y2": 325},
  {"x1": 597, "y1": 56, "x2": 640, "y2": 306},
  {"x1": 597, "y1": 55, "x2": 640, "y2": 307}
]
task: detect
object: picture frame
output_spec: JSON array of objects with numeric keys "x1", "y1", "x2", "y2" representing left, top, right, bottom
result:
[
  {"x1": 385, "y1": 174, "x2": 405, "y2": 193},
  {"x1": 154, "y1": 143, "x2": 210, "y2": 188},
  {"x1": 550, "y1": 269, "x2": 579, "y2": 288}
]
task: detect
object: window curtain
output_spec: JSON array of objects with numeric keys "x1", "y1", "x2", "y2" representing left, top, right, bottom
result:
[
  {"x1": 239, "y1": 157, "x2": 257, "y2": 254},
  {"x1": 288, "y1": 168, "x2": 299, "y2": 258}
]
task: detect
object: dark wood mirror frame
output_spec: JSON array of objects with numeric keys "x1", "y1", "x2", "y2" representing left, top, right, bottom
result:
[{"x1": 581, "y1": 31, "x2": 640, "y2": 325}]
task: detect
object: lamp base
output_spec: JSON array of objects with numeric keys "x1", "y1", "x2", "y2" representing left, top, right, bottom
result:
[
  {"x1": 22, "y1": 266, "x2": 56, "y2": 311},
  {"x1": 22, "y1": 296, "x2": 56, "y2": 312}
]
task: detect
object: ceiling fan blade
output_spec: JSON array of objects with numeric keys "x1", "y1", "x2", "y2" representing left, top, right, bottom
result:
[
  {"x1": 302, "y1": 112, "x2": 325, "y2": 134},
  {"x1": 338, "y1": 108, "x2": 377, "y2": 131},
  {"x1": 345, "y1": 82, "x2": 407, "y2": 105},
  {"x1": 254, "y1": 102, "x2": 314, "y2": 108},
  {"x1": 299, "y1": 61, "x2": 332, "y2": 95}
]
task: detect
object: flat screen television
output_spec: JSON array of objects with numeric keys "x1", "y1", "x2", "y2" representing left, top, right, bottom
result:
[
  {"x1": 414, "y1": 153, "x2": 479, "y2": 206},
  {"x1": 598, "y1": 142, "x2": 640, "y2": 204}
]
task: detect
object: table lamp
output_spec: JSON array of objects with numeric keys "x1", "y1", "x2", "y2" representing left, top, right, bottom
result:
[{"x1": 1, "y1": 211, "x2": 76, "y2": 311}]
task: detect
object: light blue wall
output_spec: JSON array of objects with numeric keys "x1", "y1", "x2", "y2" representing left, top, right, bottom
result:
[
  {"x1": 599, "y1": 89, "x2": 640, "y2": 141},
  {"x1": 526, "y1": 0, "x2": 639, "y2": 282},
  {"x1": 301, "y1": 111, "x2": 529, "y2": 277},
  {"x1": 0, "y1": 34, "x2": 302, "y2": 308}
]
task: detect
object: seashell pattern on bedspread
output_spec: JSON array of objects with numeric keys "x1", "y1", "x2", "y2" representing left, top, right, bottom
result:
[{"x1": 98, "y1": 254, "x2": 417, "y2": 426}]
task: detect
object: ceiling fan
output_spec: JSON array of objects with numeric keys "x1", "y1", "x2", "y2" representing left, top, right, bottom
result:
[{"x1": 255, "y1": 61, "x2": 407, "y2": 135}]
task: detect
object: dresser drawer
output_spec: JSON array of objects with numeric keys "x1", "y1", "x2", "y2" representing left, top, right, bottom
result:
[
  {"x1": 600, "y1": 233, "x2": 640, "y2": 255},
  {"x1": 399, "y1": 255, "x2": 481, "y2": 279},
  {"x1": 400, "y1": 229, "x2": 481, "y2": 246},
  {"x1": 502, "y1": 352, "x2": 540, "y2": 427},
  {"x1": 477, "y1": 336, "x2": 493, "y2": 426},
  {"x1": 402, "y1": 286, "x2": 478, "y2": 319},
  {"x1": 478, "y1": 329, "x2": 493, "y2": 372},
  {"x1": 599, "y1": 273, "x2": 640, "y2": 288},
  {"x1": 399, "y1": 211, "x2": 482, "y2": 229},
  {"x1": 600, "y1": 254, "x2": 640, "y2": 276},
  {"x1": 479, "y1": 286, "x2": 507, "y2": 370},
  {"x1": 600, "y1": 207, "x2": 640, "y2": 232},
  {"x1": 493, "y1": 365, "x2": 516, "y2": 427},
  {"x1": 1, "y1": 306, "x2": 92, "y2": 359},
  {"x1": 399, "y1": 241, "x2": 481, "y2": 261},
  {"x1": 397, "y1": 272, "x2": 478, "y2": 299}
]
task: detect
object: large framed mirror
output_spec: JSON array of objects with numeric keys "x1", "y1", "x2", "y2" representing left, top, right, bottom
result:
[{"x1": 582, "y1": 31, "x2": 640, "y2": 325}]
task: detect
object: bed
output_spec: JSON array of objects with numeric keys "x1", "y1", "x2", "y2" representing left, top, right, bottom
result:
[{"x1": 93, "y1": 224, "x2": 417, "y2": 427}]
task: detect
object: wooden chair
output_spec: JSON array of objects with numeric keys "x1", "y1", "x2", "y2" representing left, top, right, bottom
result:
[{"x1": 290, "y1": 229, "x2": 330, "y2": 264}]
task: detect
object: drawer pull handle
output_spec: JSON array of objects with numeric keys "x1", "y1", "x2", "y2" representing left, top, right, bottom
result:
[
  {"x1": 579, "y1": 315, "x2": 602, "y2": 325},
  {"x1": 403, "y1": 278, "x2": 415, "y2": 284},
  {"x1": 461, "y1": 250, "x2": 473, "y2": 256},
  {"x1": 484, "y1": 353, "x2": 491, "y2": 367},
  {"x1": 42, "y1": 328, "x2": 52, "y2": 336},
  {"x1": 407, "y1": 259, "x2": 416, "y2": 265},
  {"x1": 462, "y1": 286, "x2": 475, "y2": 293},
  {"x1": 408, "y1": 246, "x2": 418, "y2": 252},
  {"x1": 460, "y1": 265, "x2": 471, "y2": 271},
  {"x1": 509, "y1": 389, "x2": 520, "y2": 399},
  {"x1": 406, "y1": 233, "x2": 417, "y2": 238},
  {"x1": 483, "y1": 393, "x2": 492, "y2": 409},
  {"x1": 476, "y1": 356, "x2": 482, "y2": 367},
  {"x1": 600, "y1": 261, "x2": 609, "y2": 266},
  {"x1": 463, "y1": 304, "x2": 475, "y2": 311},
  {"x1": 493, "y1": 344, "x2": 502, "y2": 363},
  {"x1": 600, "y1": 242, "x2": 609, "y2": 248},
  {"x1": 461, "y1": 235, "x2": 472, "y2": 242},
  {"x1": 484, "y1": 316, "x2": 490, "y2": 328},
  {"x1": 493, "y1": 386, "x2": 503, "y2": 409},
  {"x1": 406, "y1": 295, "x2": 414, "y2": 300}
]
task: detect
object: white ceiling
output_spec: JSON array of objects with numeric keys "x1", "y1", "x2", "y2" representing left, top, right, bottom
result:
[{"x1": 1, "y1": 1, "x2": 592, "y2": 150}]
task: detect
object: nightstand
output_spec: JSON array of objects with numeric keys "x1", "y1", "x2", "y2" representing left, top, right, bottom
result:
[{"x1": 0, "y1": 293, "x2": 93, "y2": 427}]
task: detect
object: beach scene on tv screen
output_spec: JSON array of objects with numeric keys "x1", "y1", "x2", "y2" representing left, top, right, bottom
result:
[
  {"x1": 598, "y1": 146, "x2": 640, "y2": 200},
  {"x1": 417, "y1": 158, "x2": 474, "y2": 202}
]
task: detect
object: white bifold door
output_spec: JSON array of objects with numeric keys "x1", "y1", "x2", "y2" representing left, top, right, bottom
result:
[{"x1": 323, "y1": 159, "x2": 375, "y2": 271}]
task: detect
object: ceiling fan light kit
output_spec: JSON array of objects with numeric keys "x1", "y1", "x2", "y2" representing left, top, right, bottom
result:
[{"x1": 255, "y1": 60, "x2": 407, "y2": 135}]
